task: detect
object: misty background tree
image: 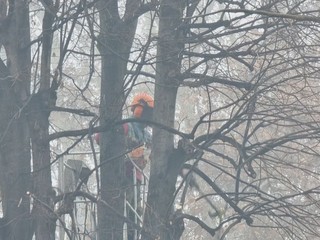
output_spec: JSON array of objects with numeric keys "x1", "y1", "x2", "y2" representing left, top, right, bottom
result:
[{"x1": 1, "y1": 0, "x2": 320, "y2": 240}]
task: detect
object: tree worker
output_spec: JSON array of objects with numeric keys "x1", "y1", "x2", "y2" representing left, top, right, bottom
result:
[
  {"x1": 94, "y1": 92, "x2": 154, "y2": 180},
  {"x1": 94, "y1": 92, "x2": 154, "y2": 239},
  {"x1": 124, "y1": 92, "x2": 154, "y2": 181}
]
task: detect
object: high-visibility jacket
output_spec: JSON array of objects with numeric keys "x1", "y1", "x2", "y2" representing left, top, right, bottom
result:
[{"x1": 94, "y1": 122, "x2": 151, "y2": 182}]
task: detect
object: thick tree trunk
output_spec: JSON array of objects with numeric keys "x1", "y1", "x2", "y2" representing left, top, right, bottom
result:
[
  {"x1": 144, "y1": 1, "x2": 185, "y2": 239},
  {"x1": 29, "y1": 91, "x2": 56, "y2": 240},
  {"x1": 30, "y1": 1, "x2": 57, "y2": 238},
  {"x1": 30, "y1": 101, "x2": 56, "y2": 240},
  {"x1": 96, "y1": 1, "x2": 138, "y2": 239},
  {"x1": 0, "y1": 0, "x2": 32, "y2": 239}
]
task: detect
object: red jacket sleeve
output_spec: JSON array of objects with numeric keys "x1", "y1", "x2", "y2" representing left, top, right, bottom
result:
[
  {"x1": 94, "y1": 133, "x2": 100, "y2": 145},
  {"x1": 94, "y1": 124, "x2": 128, "y2": 146}
]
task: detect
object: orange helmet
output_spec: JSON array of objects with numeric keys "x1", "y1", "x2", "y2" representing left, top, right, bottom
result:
[{"x1": 131, "y1": 93, "x2": 154, "y2": 119}]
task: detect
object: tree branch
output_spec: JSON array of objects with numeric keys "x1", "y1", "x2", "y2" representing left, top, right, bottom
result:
[
  {"x1": 52, "y1": 106, "x2": 97, "y2": 117},
  {"x1": 181, "y1": 73, "x2": 253, "y2": 90},
  {"x1": 223, "y1": 8, "x2": 320, "y2": 23},
  {"x1": 48, "y1": 117, "x2": 193, "y2": 141}
]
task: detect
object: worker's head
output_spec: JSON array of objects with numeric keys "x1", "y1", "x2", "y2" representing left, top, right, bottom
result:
[{"x1": 130, "y1": 93, "x2": 154, "y2": 121}]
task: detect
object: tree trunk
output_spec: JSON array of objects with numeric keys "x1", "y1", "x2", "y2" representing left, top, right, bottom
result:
[
  {"x1": 144, "y1": 1, "x2": 185, "y2": 239},
  {"x1": 96, "y1": 1, "x2": 138, "y2": 239},
  {"x1": 29, "y1": 94, "x2": 56, "y2": 240},
  {"x1": 0, "y1": 0, "x2": 32, "y2": 239},
  {"x1": 29, "y1": 1, "x2": 57, "y2": 237}
]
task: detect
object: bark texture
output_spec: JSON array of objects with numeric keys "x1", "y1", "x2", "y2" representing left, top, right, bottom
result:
[
  {"x1": 29, "y1": 1, "x2": 57, "y2": 237},
  {"x1": 0, "y1": 0, "x2": 32, "y2": 239},
  {"x1": 144, "y1": 1, "x2": 185, "y2": 239},
  {"x1": 96, "y1": 1, "x2": 139, "y2": 239}
]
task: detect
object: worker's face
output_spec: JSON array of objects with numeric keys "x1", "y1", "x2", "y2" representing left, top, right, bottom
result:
[{"x1": 140, "y1": 106, "x2": 153, "y2": 122}]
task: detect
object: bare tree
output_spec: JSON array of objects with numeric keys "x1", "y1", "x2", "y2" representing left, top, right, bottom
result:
[
  {"x1": 2, "y1": 0, "x2": 320, "y2": 240},
  {"x1": 144, "y1": 0, "x2": 187, "y2": 239},
  {"x1": 143, "y1": 0, "x2": 320, "y2": 239},
  {"x1": 94, "y1": 1, "x2": 160, "y2": 239},
  {"x1": 95, "y1": 0, "x2": 139, "y2": 238},
  {"x1": 29, "y1": 0, "x2": 59, "y2": 238},
  {"x1": 0, "y1": 0, "x2": 32, "y2": 238},
  {"x1": 0, "y1": 0, "x2": 91, "y2": 238}
]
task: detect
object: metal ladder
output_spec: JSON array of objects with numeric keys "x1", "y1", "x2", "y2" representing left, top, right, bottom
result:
[{"x1": 123, "y1": 156, "x2": 149, "y2": 240}]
